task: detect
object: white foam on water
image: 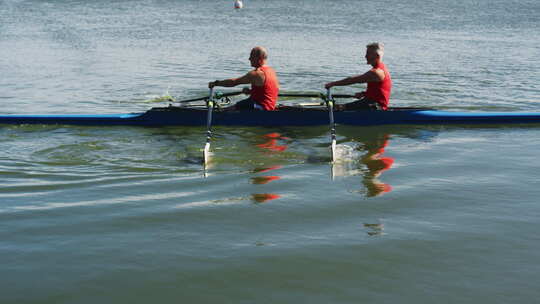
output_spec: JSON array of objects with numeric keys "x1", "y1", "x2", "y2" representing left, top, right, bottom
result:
[{"x1": 333, "y1": 144, "x2": 361, "y2": 163}]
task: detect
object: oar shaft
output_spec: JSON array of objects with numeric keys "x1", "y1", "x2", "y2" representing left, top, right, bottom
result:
[
  {"x1": 278, "y1": 93, "x2": 322, "y2": 98},
  {"x1": 205, "y1": 109, "x2": 213, "y2": 142},
  {"x1": 179, "y1": 90, "x2": 244, "y2": 103},
  {"x1": 206, "y1": 90, "x2": 214, "y2": 132},
  {"x1": 180, "y1": 91, "x2": 353, "y2": 103},
  {"x1": 327, "y1": 88, "x2": 335, "y2": 128},
  {"x1": 333, "y1": 94, "x2": 355, "y2": 98},
  {"x1": 203, "y1": 88, "x2": 215, "y2": 165},
  {"x1": 278, "y1": 93, "x2": 355, "y2": 98},
  {"x1": 326, "y1": 88, "x2": 337, "y2": 163}
]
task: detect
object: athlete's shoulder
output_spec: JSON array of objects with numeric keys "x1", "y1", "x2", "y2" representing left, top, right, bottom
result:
[{"x1": 370, "y1": 66, "x2": 386, "y2": 81}]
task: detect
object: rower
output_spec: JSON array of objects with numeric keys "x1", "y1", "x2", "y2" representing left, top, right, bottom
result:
[
  {"x1": 325, "y1": 42, "x2": 392, "y2": 111},
  {"x1": 208, "y1": 46, "x2": 280, "y2": 111}
]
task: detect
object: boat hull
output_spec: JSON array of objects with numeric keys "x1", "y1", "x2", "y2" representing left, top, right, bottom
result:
[{"x1": 1, "y1": 107, "x2": 540, "y2": 126}]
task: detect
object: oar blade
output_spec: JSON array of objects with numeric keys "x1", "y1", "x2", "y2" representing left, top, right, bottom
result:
[
  {"x1": 331, "y1": 138, "x2": 337, "y2": 163},
  {"x1": 203, "y1": 142, "x2": 211, "y2": 165}
]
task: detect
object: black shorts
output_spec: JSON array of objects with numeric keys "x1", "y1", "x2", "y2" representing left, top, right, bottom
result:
[
  {"x1": 235, "y1": 98, "x2": 264, "y2": 110},
  {"x1": 342, "y1": 98, "x2": 382, "y2": 110}
]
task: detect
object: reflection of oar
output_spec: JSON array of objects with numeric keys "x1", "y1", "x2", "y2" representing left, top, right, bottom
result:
[
  {"x1": 325, "y1": 88, "x2": 337, "y2": 163},
  {"x1": 179, "y1": 90, "x2": 244, "y2": 103},
  {"x1": 203, "y1": 88, "x2": 215, "y2": 166}
]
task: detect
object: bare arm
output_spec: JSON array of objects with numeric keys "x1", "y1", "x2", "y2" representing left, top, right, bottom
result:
[
  {"x1": 209, "y1": 70, "x2": 263, "y2": 88},
  {"x1": 325, "y1": 68, "x2": 385, "y2": 89}
]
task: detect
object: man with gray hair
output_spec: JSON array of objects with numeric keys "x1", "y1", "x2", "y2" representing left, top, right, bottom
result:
[{"x1": 325, "y1": 42, "x2": 392, "y2": 110}]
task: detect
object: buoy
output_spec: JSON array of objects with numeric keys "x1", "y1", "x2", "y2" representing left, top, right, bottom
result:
[{"x1": 234, "y1": 0, "x2": 243, "y2": 9}]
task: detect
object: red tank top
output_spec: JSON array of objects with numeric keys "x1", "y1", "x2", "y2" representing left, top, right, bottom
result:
[
  {"x1": 250, "y1": 66, "x2": 279, "y2": 111},
  {"x1": 365, "y1": 62, "x2": 392, "y2": 110}
]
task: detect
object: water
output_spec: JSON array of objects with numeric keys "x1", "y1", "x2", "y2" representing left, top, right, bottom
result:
[{"x1": 1, "y1": 0, "x2": 540, "y2": 302}]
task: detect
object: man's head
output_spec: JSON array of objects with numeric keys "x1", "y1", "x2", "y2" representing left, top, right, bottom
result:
[
  {"x1": 365, "y1": 42, "x2": 384, "y2": 66},
  {"x1": 249, "y1": 46, "x2": 268, "y2": 68}
]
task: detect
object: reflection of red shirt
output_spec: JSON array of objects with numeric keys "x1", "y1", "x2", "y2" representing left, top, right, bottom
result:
[
  {"x1": 369, "y1": 138, "x2": 393, "y2": 172},
  {"x1": 252, "y1": 193, "x2": 281, "y2": 203},
  {"x1": 257, "y1": 132, "x2": 288, "y2": 152},
  {"x1": 365, "y1": 62, "x2": 391, "y2": 110},
  {"x1": 362, "y1": 135, "x2": 394, "y2": 197},
  {"x1": 250, "y1": 66, "x2": 279, "y2": 111}
]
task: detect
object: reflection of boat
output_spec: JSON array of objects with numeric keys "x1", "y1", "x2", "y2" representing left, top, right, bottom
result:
[{"x1": 2, "y1": 106, "x2": 540, "y2": 126}]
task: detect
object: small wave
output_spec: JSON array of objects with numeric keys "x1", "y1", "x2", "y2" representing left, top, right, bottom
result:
[{"x1": 6, "y1": 191, "x2": 199, "y2": 213}]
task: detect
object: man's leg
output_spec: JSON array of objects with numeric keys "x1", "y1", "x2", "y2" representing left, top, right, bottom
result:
[
  {"x1": 221, "y1": 97, "x2": 255, "y2": 111},
  {"x1": 341, "y1": 98, "x2": 381, "y2": 111},
  {"x1": 234, "y1": 98, "x2": 256, "y2": 110}
]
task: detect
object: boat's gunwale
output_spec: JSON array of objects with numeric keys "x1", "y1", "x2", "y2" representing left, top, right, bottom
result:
[{"x1": 1, "y1": 106, "x2": 540, "y2": 126}]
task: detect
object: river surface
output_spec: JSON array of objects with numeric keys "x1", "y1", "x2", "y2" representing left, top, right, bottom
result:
[{"x1": 1, "y1": 0, "x2": 540, "y2": 303}]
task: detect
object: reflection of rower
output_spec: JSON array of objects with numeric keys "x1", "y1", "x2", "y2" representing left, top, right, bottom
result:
[
  {"x1": 329, "y1": 129, "x2": 394, "y2": 197},
  {"x1": 251, "y1": 175, "x2": 280, "y2": 184},
  {"x1": 252, "y1": 193, "x2": 280, "y2": 203},
  {"x1": 251, "y1": 164, "x2": 282, "y2": 185},
  {"x1": 361, "y1": 134, "x2": 394, "y2": 197},
  {"x1": 250, "y1": 134, "x2": 288, "y2": 203},
  {"x1": 256, "y1": 132, "x2": 289, "y2": 152}
]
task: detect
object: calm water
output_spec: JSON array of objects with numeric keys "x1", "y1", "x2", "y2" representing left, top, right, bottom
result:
[{"x1": 1, "y1": 0, "x2": 540, "y2": 303}]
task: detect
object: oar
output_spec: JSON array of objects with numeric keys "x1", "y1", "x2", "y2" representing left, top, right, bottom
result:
[
  {"x1": 178, "y1": 90, "x2": 244, "y2": 103},
  {"x1": 176, "y1": 91, "x2": 351, "y2": 103},
  {"x1": 203, "y1": 88, "x2": 215, "y2": 166},
  {"x1": 278, "y1": 92, "x2": 355, "y2": 99},
  {"x1": 326, "y1": 88, "x2": 337, "y2": 163}
]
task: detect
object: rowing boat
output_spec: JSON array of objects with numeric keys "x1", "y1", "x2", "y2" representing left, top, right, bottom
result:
[
  {"x1": 2, "y1": 91, "x2": 540, "y2": 126},
  {"x1": 2, "y1": 105, "x2": 540, "y2": 126}
]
